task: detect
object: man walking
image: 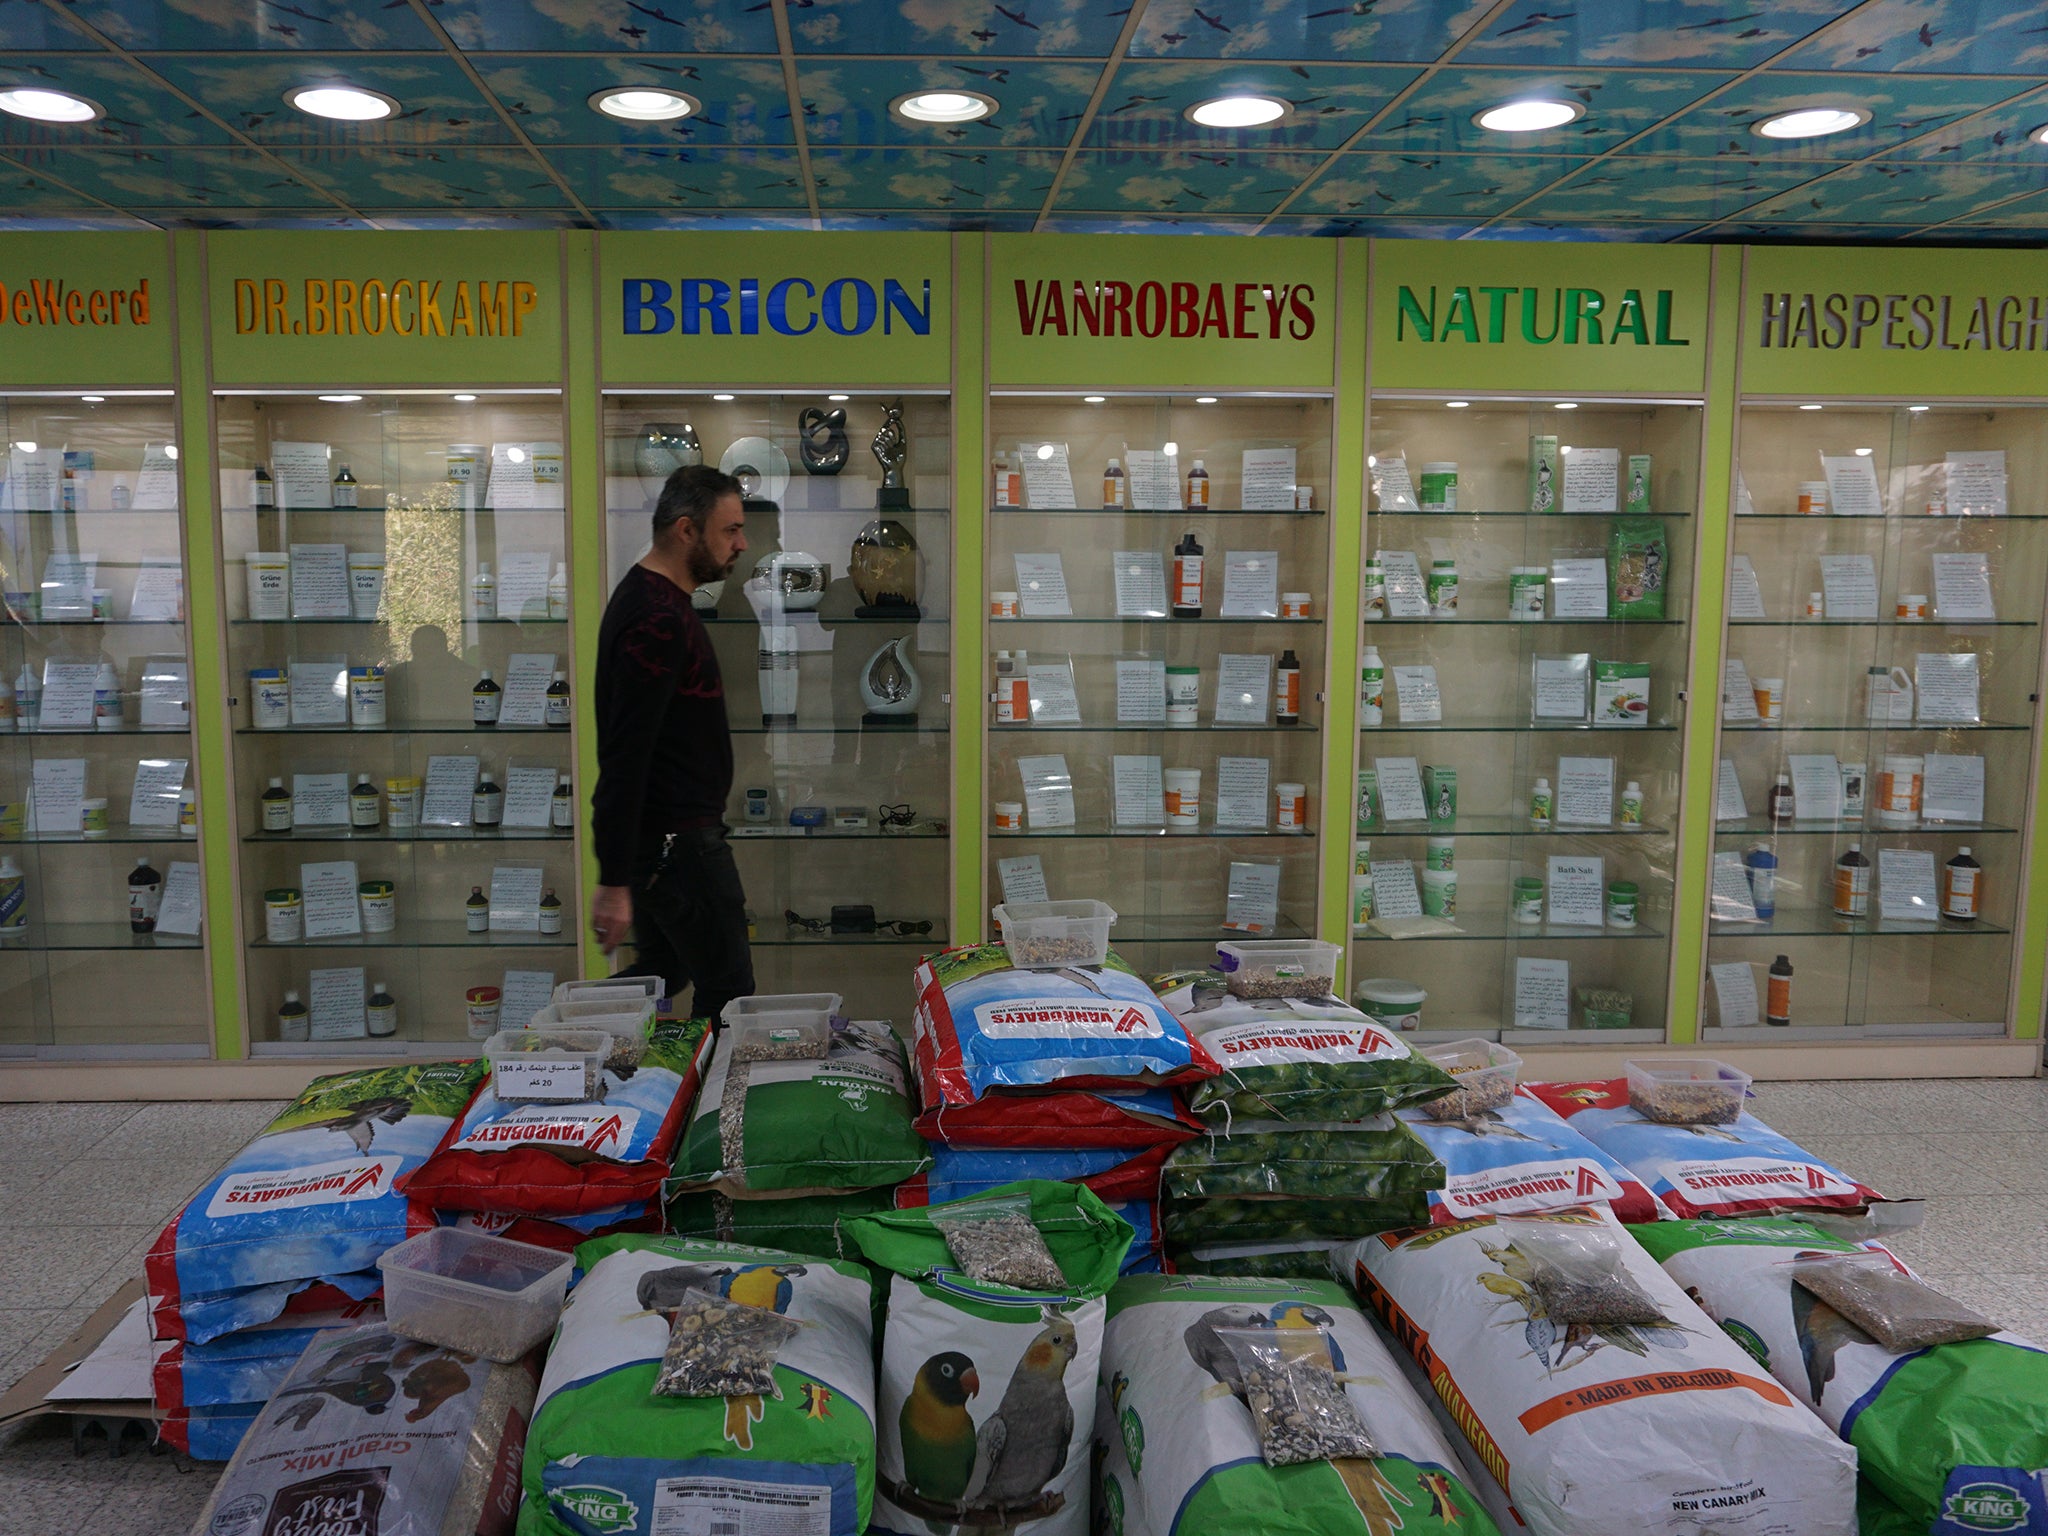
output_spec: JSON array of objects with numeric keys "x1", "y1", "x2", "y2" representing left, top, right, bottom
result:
[{"x1": 589, "y1": 464, "x2": 754, "y2": 1022}]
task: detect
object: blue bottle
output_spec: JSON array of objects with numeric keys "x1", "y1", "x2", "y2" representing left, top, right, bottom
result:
[{"x1": 1745, "y1": 843, "x2": 1778, "y2": 921}]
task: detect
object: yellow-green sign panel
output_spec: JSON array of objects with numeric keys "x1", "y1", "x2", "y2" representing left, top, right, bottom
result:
[
  {"x1": 1742, "y1": 246, "x2": 2048, "y2": 399},
  {"x1": 1371, "y1": 239, "x2": 1712, "y2": 396},
  {"x1": 0, "y1": 232, "x2": 174, "y2": 385},
  {"x1": 990, "y1": 233, "x2": 1337, "y2": 390},
  {"x1": 207, "y1": 231, "x2": 563, "y2": 385},
  {"x1": 599, "y1": 231, "x2": 953, "y2": 387}
]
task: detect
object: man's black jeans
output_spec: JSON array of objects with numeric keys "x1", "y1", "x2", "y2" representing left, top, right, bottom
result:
[{"x1": 626, "y1": 825, "x2": 754, "y2": 1025}]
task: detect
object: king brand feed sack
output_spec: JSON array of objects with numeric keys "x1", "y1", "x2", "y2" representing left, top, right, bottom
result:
[
  {"x1": 1337, "y1": 1205, "x2": 1859, "y2": 1536},
  {"x1": 519, "y1": 1236, "x2": 878, "y2": 1536},
  {"x1": 1633, "y1": 1217, "x2": 2048, "y2": 1536},
  {"x1": 1096, "y1": 1274, "x2": 1501, "y2": 1536},
  {"x1": 147, "y1": 1063, "x2": 485, "y2": 1343}
]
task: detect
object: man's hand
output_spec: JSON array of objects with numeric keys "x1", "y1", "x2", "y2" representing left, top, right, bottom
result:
[{"x1": 590, "y1": 884, "x2": 633, "y2": 953}]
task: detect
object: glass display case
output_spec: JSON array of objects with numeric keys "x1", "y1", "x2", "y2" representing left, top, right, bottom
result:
[
  {"x1": 0, "y1": 391, "x2": 211, "y2": 1057},
  {"x1": 1705, "y1": 402, "x2": 2046, "y2": 1038},
  {"x1": 602, "y1": 392, "x2": 952, "y2": 1023},
  {"x1": 983, "y1": 392, "x2": 1332, "y2": 971},
  {"x1": 216, "y1": 391, "x2": 578, "y2": 1052},
  {"x1": 1358, "y1": 397, "x2": 1703, "y2": 1041}
]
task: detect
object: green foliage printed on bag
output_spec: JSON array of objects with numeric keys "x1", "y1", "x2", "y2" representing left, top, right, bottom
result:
[
  {"x1": 1164, "y1": 1197, "x2": 1431, "y2": 1250},
  {"x1": 665, "y1": 1189, "x2": 898, "y2": 1260},
  {"x1": 1162, "y1": 1118, "x2": 1445, "y2": 1202}
]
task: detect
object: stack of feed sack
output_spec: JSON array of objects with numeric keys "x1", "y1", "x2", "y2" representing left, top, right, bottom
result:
[
  {"x1": 398, "y1": 1009, "x2": 713, "y2": 1251},
  {"x1": 1635, "y1": 1216, "x2": 2048, "y2": 1536},
  {"x1": 520, "y1": 1234, "x2": 880, "y2": 1536},
  {"x1": 1338, "y1": 1205, "x2": 1861, "y2": 1536},
  {"x1": 911, "y1": 943, "x2": 1215, "y2": 1275},
  {"x1": 846, "y1": 1181, "x2": 1133, "y2": 1536},
  {"x1": 1150, "y1": 967, "x2": 1454, "y2": 1272},
  {"x1": 1526, "y1": 1076, "x2": 1884, "y2": 1221},
  {"x1": 665, "y1": 1013, "x2": 931, "y2": 1260},
  {"x1": 146, "y1": 1062, "x2": 486, "y2": 1458},
  {"x1": 1096, "y1": 1273, "x2": 1504, "y2": 1536}
]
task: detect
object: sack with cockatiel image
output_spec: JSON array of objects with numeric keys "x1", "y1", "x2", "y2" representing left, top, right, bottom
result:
[
  {"x1": 845, "y1": 1181, "x2": 1133, "y2": 1536},
  {"x1": 1633, "y1": 1217, "x2": 2048, "y2": 1536},
  {"x1": 519, "y1": 1235, "x2": 879, "y2": 1536},
  {"x1": 1096, "y1": 1274, "x2": 1501, "y2": 1536}
]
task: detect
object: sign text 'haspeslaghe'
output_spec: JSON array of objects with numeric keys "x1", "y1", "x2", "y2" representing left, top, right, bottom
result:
[
  {"x1": 1013, "y1": 278, "x2": 1315, "y2": 339},
  {"x1": 1756, "y1": 287, "x2": 2048, "y2": 352},
  {"x1": 0, "y1": 276, "x2": 151, "y2": 328},
  {"x1": 233, "y1": 277, "x2": 539, "y2": 338},
  {"x1": 1397, "y1": 284, "x2": 1690, "y2": 347},
  {"x1": 621, "y1": 277, "x2": 932, "y2": 336}
]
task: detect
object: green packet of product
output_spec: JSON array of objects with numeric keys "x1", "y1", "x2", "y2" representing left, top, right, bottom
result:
[
  {"x1": 1593, "y1": 660, "x2": 1651, "y2": 727},
  {"x1": 1608, "y1": 516, "x2": 1668, "y2": 618}
]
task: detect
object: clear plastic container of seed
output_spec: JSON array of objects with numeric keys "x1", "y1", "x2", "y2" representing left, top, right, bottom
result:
[
  {"x1": 529, "y1": 997, "x2": 654, "y2": 1074},
  {"x1": 378, "y1": 1228, "x2": 572, "y2": 1362},
  {"x1": 555, "y1": 975, "x2": 660, "y2": 1010},
  {"x1": 991, "y1": 899, "x2": 1117, "y2": 969},
  {"x1": 1417, "y1": 1038, "x2": 1522, "y2": 1120},
  {"x1": 1626, "y1": 1057, "x2": 1752, "y2": 1126},
  {"x1": 723, "y1": 992, "x2": 839, "y2": 1062},
  {"x1": 1214, "y1": 939, "x2": 1341, "y2": 1000},
  {"x1": 485, "y1": 1025, "x2": 611, "y2": 1102}
]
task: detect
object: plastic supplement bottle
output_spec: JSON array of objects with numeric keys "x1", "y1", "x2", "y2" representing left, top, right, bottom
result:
[
  {"x1": 1942, "y1": 846, "x2": 1981, "y2": 921},
  {"x1": 472, "y1": 668, "x2": 502, "y2": 726},
  {"x1": 545, "y1": 670, "x2": 572, "y2": 727},
  {"x1": 470, "y1": 563, "x2": 497, "y2": 622},
  {"x1": 261, "y1": 776, "x2": 293, "y2": 833},
  {"x1": 1275, "y1": 649, "x2": 1301, "y2": 727},
  {"x1": 1186, "y1": 458, "x2": 1210, "y2": 508},
  {"x1": 128, "y1": 856, "x2": 162, "y2": 934},
  {"x1": 547, "y1": 562, "x2": 569, "y2": 619},
  {"x1": 277, "y1": 990, "x2": 309, "y2": 1042},
  {"x1": 1529, "y1": 777, "x2": 1553, "y2": 831},
  {"x1": 1619, "y1": 780, "x2": 1644, "y2": 826},
  {"x1": 349, "y1": 774, "x2": 380, "y2": 830},
  {"x1": 366, "y1": 982, "x2": 398, "y2": 1038},
  {"x1": 472, "y1": 772, "x2": 504, "y2": 829},
  {"x1": 1767, "y1": 955, "x2": 1793, "y2": 1026},
  {"x1": 1102, "y1": 456, "x2": 1126, "y2": 509},
  {"x1": 1359, "y1": 645, "x2": 1385, "y2": 728},
  {"x1": 539, "y1": 888, "x2": 563, "y2": 935},
  {"x1": 551, "y1": 773, "x2": 574, "y2": 831},
  {"x1": 0, "y1": 855, "x2": 24, "y2": 937},
  {"x1": 466, "y1": 884, "x2": 489, "y2": 933},
  {"x1": 1172, "y1": 532, "x2": 1204, "y2": 617},
  {"x1": 1833, "y1": 842, "x2": 1871, "y2": 918},
  {"x1": 331, "y1": 463, "x2": 358, "y2": 508}
]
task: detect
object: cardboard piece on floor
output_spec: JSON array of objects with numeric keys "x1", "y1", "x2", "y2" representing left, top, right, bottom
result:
[{"x1": 0, "y1": 1280, "x2": 161, "y2": 1434}]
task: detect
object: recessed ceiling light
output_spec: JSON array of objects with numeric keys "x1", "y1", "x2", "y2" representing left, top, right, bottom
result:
[
  {"x1": 2029, "y1": 124, "x2": 2048, "y2": 146},
  {"x1": 1908, "y1": 404, "x2": 1930, "y2": 412},
  {"x1": 1475, "y1": 99, "x2": 1584, "y2": 134},
  {"x1": 1187, "y1": 95, "x2": 1288, "y2": 129},
  {"x1": 590, "y1": 86, "x2": 699, "y2": 123},
  {"x1": 319, "y1": 394, "x2": 362, "y2": 403},
  {"x1": 892, "y1": 91, "x2": 997, "y2": 125},
  {"x1": 1754, "y1": 106, "x2": 1869, "y2": 140},
  {"x1": 1083, "y1": 395, "x2": 1106, "y2": 404},
  {"x1": 1195, "y1": 396, "x2": 1218, "y2": 405},
  {"x1": 1445, "y1": 400, "x2": 1470, "y2": 409},
  {"x1": 1799, "y1": 403, "x2": 1824, "y2": 411},
  {"x1": 0, "y1": 88, "x2": 103, "y2": 124},
  {"x1": 1854, "y1": 447, "x2": 1874, "y2": 456},
  {"x1": 80, "y1": 395, "x2": 103, "y2": 403},
  {"x1": 1554, "y1": 401, "x2": 1578, "y2": 410},
  {"x1": 712, "y1": 393, "x2": 735, "y2": 402},
  {"x1": 452, "y1": 393, "x2": 476, "y2": 402},
  {"x1": 287, "y1": 84, "x2": 399, "y2": 122},
  {"x1": 827, "y1": 393, "x2": 849, "y2": 402}
]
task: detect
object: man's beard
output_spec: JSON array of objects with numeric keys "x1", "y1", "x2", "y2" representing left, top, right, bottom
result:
[{"x1": 688, "y1": 544, "x2": 735, "y2": 585}]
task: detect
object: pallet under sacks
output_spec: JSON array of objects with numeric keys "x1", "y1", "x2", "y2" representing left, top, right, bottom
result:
[
  {"x1": 663, "y1": 1012, "x2": 932, "y2": 1259},
  {"x1": 908, "y1": 943, "x2": 1217, "y2": 1274},
  {"x1": 144, "y1": 1061, "x2": 489, "y2": 1457}
]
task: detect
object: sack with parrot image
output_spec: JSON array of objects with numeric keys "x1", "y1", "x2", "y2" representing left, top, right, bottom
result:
[
  {"x1": 665, "y1": 1188, "x2": 897, "y2": 1259},
  {"x1": 146, "y1": 1061, "x2": 487, "y2": 1343},
  {"x1": 1633, "y1": 1216, "x2": 2048, "y2": 1536},
  {"x1": 669, "y1": 1018, "x2": 931, "y2": 1198},
  {"x1": 1335, "y1": 1206, "x2": 1860, "y2": 1536},
  {"x1": 1148, "y1": 983, "x2": 1459, "y2": 1125},
  {"x1": 845, "y1": 1181, "x2": 1133, "y2": 1536},
  {"x1": 1395, "y1": 1090, "x2": 1659, "y2": 1225},
  {"x1": 401, "y1": 1016, "x2": 713, "y2": 1220},
  {"x1": 1095, "y1": 1274, "x2": 1502, "y2": 1536},
  {"x1": 1524, "y1": 1079, "x2": 1883, "y2": 1220},
  {"x1": 186, "y1": 1323, "x2": 537, "y2": 1517},
  {"x1": 521, "y1": 1235, "x2": 878, "y2": 1536},
  {"x1": 912, "y1": 944, "x2": 1218, "y2": 1107}
]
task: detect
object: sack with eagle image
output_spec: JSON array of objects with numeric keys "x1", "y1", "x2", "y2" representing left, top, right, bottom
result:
[
  {"x1": 845, "y1": 1181, "x2": 1133, "y2": 1536},
  {"x1": 520, "y1": 1235, "x2": 878, "y2": 1536},
  {"x1": 1336, "y1": 1206, "x2": 1859, "y2": 1536},
  {"x1": 1633, "y1": 1217, "x2": 2048, "y2": 1536},
  {"x1": 1095, "y1": 1274, "x2": 1501, "y2": 1536}
]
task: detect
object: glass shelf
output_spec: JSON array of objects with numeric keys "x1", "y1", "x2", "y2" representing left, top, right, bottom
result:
[
  {"x1": 3, "y1": 507, "x2": 180, "y2": 517},
  {"x1": 991, "y1": 616, "x2": 1322, "y2": 627},
  {"x1": 243, "y1": 827, "x2": 571, "y2": 844},
  {"x1": 992, "y1": 827, "x2": 1314, "y2": 841},
  {"x1": 748, "y1": 928, "x2": 948, "y2": 949},
  {"x1": 1713, "y1": 818, "x2": 2017, "y2": 838},
  {"x1": 1372, "y1": 508, "x2": 1692, "y2": 519},
  {"x1": 234, "y1": 722, "x2": 570, "y2": 736},
  {"x1": 0, "y1": 924, "x2": 202, "y2": 952},
  {"x1": 226, "y1": 504, "x2": 566, "y2": 515},
  {"x1": 1361, "y1": 721, "x2": 1680, "y2": 734},
  {"x1": 995, "y1": 723, "x2": 1318, "y2": 735},
  {"x1": 1719, "y1": 720, "x2": 2027, "y2": 733},
  {"x1": 1365, "y1": 817, "x2": 1671, "y2": 838},
  {"x1": 998, "y1": 507, "x2": 1324, "y2": 517},
  {"x1": 9, "y1": 618, "x2": 185, "y2": 628},
  {"x1": 701, "y1": 612, "x2": 948, "y2": 626},
  {"x1": 731, "y1": 724, "x2": 948, "y2": 737},
  {"x1": 1711, "y1": 907, "x2": 2011, "y2": 939},
  {"x1": 1367, "y1": 618, "x2": 1685, "y2": 627},
  {"x1": 730, "y1": 829, "x2": 947, "y2": 842},
  {"x1": 1356, "y1": 917, "x2": 1666, "y2": 942},
  {"x1": 1729, "y1": 619, "x2": 2036, "y2": 628},
  {"x1": 1110, "y1": 914, "x2": 1319, "y2": 944},
  {"x1": 228, "y1": 617, "x2": 566, "y2": 627},
  {"x1": 1734, "y1": 512, "x2": 2048, "y2": 522},
  {"x1": 2, "y1": 832, "x2": 198, "y2": 846},
  {"x1": 249, "y1": 922, "x2": 577, "y2": 950}
]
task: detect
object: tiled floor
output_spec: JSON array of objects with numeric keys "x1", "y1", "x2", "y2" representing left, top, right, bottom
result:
[{"x1": 3, "y1": 1079, "x2": 2048, "y2": 1532}]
